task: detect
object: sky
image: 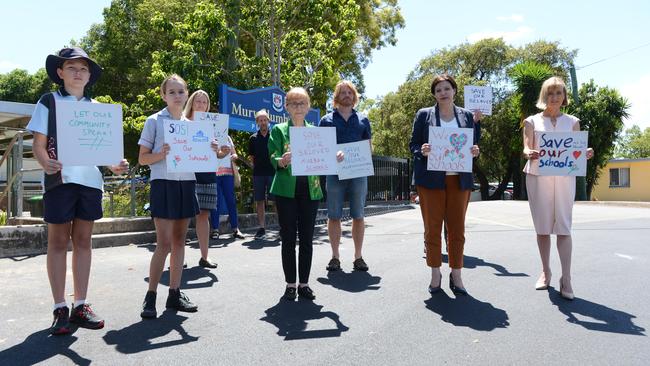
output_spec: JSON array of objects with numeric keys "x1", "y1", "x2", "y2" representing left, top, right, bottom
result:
[{"x1": 1, "y1": 0, "x2": 649, "y2": 130}]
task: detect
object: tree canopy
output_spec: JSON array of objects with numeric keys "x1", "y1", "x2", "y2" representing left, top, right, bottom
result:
[{"x1": 616, "y1": 125, "x2": 650, "y2": 159}]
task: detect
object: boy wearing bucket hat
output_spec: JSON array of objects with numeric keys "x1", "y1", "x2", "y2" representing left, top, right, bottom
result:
[{"x1": 26, "y1": 47, "x2": 128, "y2": 335}]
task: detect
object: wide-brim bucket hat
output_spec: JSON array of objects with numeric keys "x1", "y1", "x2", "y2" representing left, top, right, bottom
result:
[{"x1": 45, "y1": 47, "x2": 103, "y2": 86}]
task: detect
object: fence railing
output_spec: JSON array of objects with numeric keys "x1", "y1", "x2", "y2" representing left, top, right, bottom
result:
[{"x1": 367, "y1": 155, "x2": 411, "y2": 203}]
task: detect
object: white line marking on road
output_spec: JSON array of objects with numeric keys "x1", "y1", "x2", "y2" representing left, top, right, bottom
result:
[
  {"x1": 466, "y1": 216, "x2": 527, "y2": 229},
  {"x1": 615, "y1": 253, "x2": 634, "y2": 260}
]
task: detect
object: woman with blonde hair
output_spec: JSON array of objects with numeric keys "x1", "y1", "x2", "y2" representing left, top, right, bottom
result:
[
  {"x1": 184, "y1": 90, "x2": 219, "y2": 269},
  {"x1": 268, "y1": 87, "x2": 323, "y2": 301},
  {"x1": 522, "y1": 76, "x2": 594, "y2": 300}
]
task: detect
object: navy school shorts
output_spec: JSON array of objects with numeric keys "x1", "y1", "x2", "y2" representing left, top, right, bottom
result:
[{"x1": 43, "y1": 183, "x2": 103, "y2": 224}]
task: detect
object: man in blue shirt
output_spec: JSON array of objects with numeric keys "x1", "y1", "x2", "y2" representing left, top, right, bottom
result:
[{"x1": 319, "y1": 81, "x2": 372, "y2": 272}]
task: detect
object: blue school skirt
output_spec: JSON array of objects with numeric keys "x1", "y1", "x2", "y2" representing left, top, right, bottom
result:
[{"x1": 149, "y1": 180, "x2": 199, "y2": 219}]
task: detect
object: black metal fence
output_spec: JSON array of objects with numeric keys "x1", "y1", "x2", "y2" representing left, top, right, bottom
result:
[{"x1": 367, "y1": 155, "x2": 411, "y2": 203}]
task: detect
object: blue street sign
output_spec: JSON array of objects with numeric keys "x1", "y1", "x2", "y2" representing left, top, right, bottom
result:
[{"x1": 218, "y1": 84, "x2": 321, "y2": 133}]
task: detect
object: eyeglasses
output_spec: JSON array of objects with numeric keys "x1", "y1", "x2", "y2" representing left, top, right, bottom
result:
[{"x1": 286, "y1": 101, "x2": 308, "y2": 108}]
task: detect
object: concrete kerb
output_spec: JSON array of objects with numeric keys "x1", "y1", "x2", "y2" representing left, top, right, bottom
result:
[{"x1": 0, "y1": 204, "x2": 414, "y2": 258}]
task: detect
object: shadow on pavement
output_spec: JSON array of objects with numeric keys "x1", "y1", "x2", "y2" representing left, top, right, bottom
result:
[
  {"x1": 316, "y1": 270, "x2": 381, "y2": 292},
  {"x1": 260, "y1": 299, "x2": 350, "y2": 340},
  {"x1": 145, "y1": 266, "x2": 219, "y2": 290},
  {"x1": 442, "y1": 254, "x2": 529, "y2": 277},
  {"x1": 424, "y1": 291, "x2": 510, "y2": 331},
  {"x1": 103, "y1": 310, "x2": 199, "y2": 354},
  {"x1": 548, "y1": 288, "x2": 646, "y2": 335},
  {"x1": 241, "y1": 236, "x2": 281, "y2": 250},
  {"x1": 0, "y1": 329, "x2": 91, "y2": 366}
]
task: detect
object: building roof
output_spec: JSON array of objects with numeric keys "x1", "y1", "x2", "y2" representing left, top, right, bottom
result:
[
  {"x1": 608, "y1": 157, "x2": 650, "y2": 163},
  {"x1": 0, "y1": 100, "x2": 35, "y2": 155}
]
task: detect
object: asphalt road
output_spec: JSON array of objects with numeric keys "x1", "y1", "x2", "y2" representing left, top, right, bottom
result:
[{"x1": 0, "y1": 201, "x2": 648, "y2": 365}]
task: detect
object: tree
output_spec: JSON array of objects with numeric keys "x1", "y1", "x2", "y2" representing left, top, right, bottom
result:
[
  {"x1": 0, "y1": 68, "x2": 53, "y2": 103},
  {"x1": 369, "y1": 39, "x2": 575, "y2": 199},
  {"x1": 508, "y1": 61, "x2": 554, "y2": 199},
  {"x1": 616, "y1": 125, "x2": 650, "y2": 158},
  {"x1": 80, "y1": 0, "x2": 404, "y2": 110},
  {"x1": 566, "y1": 80, "x2": 629, "y2": 198}
]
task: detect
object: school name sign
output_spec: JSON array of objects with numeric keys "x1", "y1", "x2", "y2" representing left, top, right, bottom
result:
[{"x1": 219, "y1": 84, "x2": 320, "y2": 133}]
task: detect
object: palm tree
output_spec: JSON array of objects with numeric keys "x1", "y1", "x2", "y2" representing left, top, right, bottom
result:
[{"x1": 508, "y1": 61, "x2": 554, "y2": 199}]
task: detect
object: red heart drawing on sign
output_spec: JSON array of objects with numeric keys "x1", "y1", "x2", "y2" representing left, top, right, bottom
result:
[{"x1": 573, "y1": 151, "x2": 581, "y2": 159}]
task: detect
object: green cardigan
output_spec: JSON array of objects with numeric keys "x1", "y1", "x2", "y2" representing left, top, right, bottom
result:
[{"x1": 268, "y1": 120, "x2": 324, "y2": 200}]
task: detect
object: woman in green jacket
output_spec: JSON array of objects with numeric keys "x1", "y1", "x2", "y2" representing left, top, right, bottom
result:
[{"x1": 268, "y1": 87, "x2": 323, "y2": 301}]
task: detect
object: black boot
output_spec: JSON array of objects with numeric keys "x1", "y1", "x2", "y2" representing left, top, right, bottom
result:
[
  {"x1": 140, "y1": 290, "x2": 157, "y2": 318},
  {"x1": 166, "y1": 289, "x2": 198, "y2": 312}
]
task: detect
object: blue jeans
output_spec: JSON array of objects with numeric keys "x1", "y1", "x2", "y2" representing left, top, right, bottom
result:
[
  {"x1": 210, "y1": 175, "x2": 238, "y2": 230},
  {"x1": 325, "y1": 175, "x2": 368, "y2": 219}
]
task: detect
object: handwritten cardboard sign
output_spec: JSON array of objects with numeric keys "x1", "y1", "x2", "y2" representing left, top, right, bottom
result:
[
  {"x1": 427, "y1": 126, "x2": 474, "y2": 173},
  {"x1": 55, "y1": 101, "x2": 124, "y2": 166},
  {"x1": 164, "y1": 119, "x2": 218, "y2": 173},
  {"x1": 464, "y1": 85, "x2": 493, "y2": 115},
  {"x1": 193, "y1": 112, "x2": 229, "y2": 144},
  {"x1": 535, "y1": 131, "x2": 588, "y2": 176},
  {"x1": 289, "y1": 126, "x2": 337, "y2": 176},
  {"x1": 337, "y1": 140, "x2": 374, "y2": 180}
]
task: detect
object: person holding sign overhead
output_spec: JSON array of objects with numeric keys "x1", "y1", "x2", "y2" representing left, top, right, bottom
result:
[
  {"x1": 27, "y1": 47, "x2": 128, "y2": 335},
  {"x1": 409, "y1": 74, "x2": 481, "y2": 296},
  {"x1": 268, "y1": 87, "x2": 323, "y2": 301},
  {"x1": 319, "y1": 80, "x2": 372, "y2": 272},
  {"x1": 138, "y1": 74, "x2": 220, "y2": 318},
  {"x1": 183, "y1": 90, "x2": 218, "y2": 269},
  {"x1": 523, "y1": 76, "x2": 594, "y2": 300}
]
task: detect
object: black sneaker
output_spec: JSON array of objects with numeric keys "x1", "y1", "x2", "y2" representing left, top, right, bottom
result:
[
  {"x1": 199, "y1": 257, "x2": 218, "y2": 269},
  {"x1": 232, "y1": 230, "x2": 245, "y2": 239},
  {"x1": 211, "y1": 230, "x2": 220, "y2": 239},
  {"x1": 353, "y1": 257, "x2": 369, "y2": 271},
  {"x1": 140, "y1": 290, "x2": 157, "y2": 319},
  {"x1": 50, "y1": 306, "x2": 71, "y2": 335},
  {"x1": 298, "y1": 286, "x2": 316, "y2": 300},
  {"x1": 69, "y1": 303, "x2": 105, "y2": 329},
  {"x1": 326, "y1": 257, "x2": 341, "y2": 271},
  {"x1": 283, "y1": 287, "x2": 297, "y2": 301},
  {"x1": 166, "y1": 289, "x2": 198, "y2": 312},
  {"x1": 254, "y1": 228, "x2": 266, "y2": 239}
]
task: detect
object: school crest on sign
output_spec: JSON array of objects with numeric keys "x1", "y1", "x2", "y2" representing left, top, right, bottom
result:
[{"x1": 272, "y1": 93, "x2": 284, "y2": 112}]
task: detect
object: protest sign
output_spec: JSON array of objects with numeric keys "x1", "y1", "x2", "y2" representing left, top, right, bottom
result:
[
  {"x1": 337, "y1": 140, "x2": 374, "y2": 180},
  {"x1": 289, "y1": 127, "x2": 337, "y2": 176},
  {"x1": 55, "y1": 101, "x2": 124, "y2": 166},
  {"x1": 164, "y1": 119, "x2": 218, "y2": 172},
  {"x1": 427, "y1": 127, "x2": 474, "y2": 173},
  {"x1": 193, "y1": 112, "x2": 229, "y2": 144},
  {"x1": 464, "y1": 85, "x2": 493, "y2": 115},
  {"x1": 535, "y1": 131, "x2": 588, "y2": 176}
]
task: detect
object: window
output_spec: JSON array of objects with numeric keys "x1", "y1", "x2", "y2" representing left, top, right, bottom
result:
[{"x1": 609, "y1": 168, "x2": 630, "y2": 187}]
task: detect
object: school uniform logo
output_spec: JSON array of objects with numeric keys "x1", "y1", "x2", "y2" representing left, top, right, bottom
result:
[{"x1": 272, "y1": 93, "x2": 284, "y2": 113}]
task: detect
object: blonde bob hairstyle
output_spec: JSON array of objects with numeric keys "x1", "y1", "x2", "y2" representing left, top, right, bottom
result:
[
  {"x1": 160, "y1": 73, "x2": 188, "y2": 96},
  {"x1": 285, "y1": 87, "x2": 311, "y2": 106},
  {"x1": 184, "y1": 90, "x2": 211, "y2": 119},
  {"x1": 332, "y1": 80, "x2": 359, "y2": 109},
  {"x1": 536, "y1": 76, "x2": 569, "y2": 110}
]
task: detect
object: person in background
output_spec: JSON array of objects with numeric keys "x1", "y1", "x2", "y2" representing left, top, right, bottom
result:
[
  {"x1": 248, "y1": 109, "x2": 275, "y2": 239},
  {"x1": 183, "y1": 89, "x2": 220, "y2": 269},
  {"x1": 210, "y1": 134, "x2": 245, "y2": 240}
]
